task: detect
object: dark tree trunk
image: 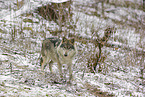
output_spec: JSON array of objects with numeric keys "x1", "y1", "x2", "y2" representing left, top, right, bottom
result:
[
  {"x1": 143, "y1": 0, "x2": 145, "y2": 10},
  {"x1": 106, "y1": 0, "x2": 109, "y2": 3}
]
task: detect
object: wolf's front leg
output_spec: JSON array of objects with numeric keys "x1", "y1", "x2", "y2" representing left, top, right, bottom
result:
[
  {"x1": 57, "y1": 61, "x2": 63, "y2": 78},
  {"x1": 68, "y1": 63, "x2": 73, "y2": 82}
]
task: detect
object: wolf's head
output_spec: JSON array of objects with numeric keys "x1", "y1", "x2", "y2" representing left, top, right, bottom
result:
[{"x1": 57, "y1": 37, "x2": 77, "y2": 61}]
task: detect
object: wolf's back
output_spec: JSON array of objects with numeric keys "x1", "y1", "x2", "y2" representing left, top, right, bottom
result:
[{"x1": 41, "y1": 37, "x2": 61, "y2": 56}]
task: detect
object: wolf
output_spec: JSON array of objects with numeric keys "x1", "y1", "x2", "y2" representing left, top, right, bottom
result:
[{"x1": 40, "y1": 37, "x2": 77, "y2": 81}]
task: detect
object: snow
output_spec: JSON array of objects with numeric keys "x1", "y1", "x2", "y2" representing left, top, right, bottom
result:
[
  {"x1": 0, "y1": 75, "x2": 17, "y2": 81},
  {"x1": 0, "y1": 55, "x2": 8, "y2": 61}
]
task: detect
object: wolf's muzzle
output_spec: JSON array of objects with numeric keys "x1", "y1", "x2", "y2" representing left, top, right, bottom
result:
[{"x1": 64, "y1": 54, "x2": 68, "y2": 57}]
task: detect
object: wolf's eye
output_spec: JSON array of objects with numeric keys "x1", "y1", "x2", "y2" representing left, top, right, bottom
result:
[
  {"x1": 68, "y1": 45, "x2": 74, "y2": 49},
  {"x1": 60, "y1": 44, "x2": 65, "y2": 47},
  {"x1": 60, "y1": 44, "x2": 68, "y2": 49}
]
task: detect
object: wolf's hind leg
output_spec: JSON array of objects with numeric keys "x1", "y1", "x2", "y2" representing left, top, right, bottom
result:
[
  {"x1": 40, "y1": 57, "x2": 43, "y2": 66},
  {"x1": 49, "y1": 60, "x2": 53, "y2": 73},
  {"x1": 40, "y1": 56, "x2": 48, "y2": 71}
]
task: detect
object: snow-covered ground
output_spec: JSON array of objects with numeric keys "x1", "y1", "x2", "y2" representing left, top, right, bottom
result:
[{"x1": 0, "y1": 0, "x2": 144, "y2": 96}]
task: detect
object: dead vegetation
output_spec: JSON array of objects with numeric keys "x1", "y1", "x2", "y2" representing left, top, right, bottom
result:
[
  {"x1": 36, "y1": 0, "x2": 73, "y2": 30},
  {"x1": 84, "y1": 82, "x2": 114, "y2": 97}
]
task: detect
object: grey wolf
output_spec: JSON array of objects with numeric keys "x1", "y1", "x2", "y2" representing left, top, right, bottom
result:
[{"x1": 40, "y1": 37, "x2": 77, "y2": 81}]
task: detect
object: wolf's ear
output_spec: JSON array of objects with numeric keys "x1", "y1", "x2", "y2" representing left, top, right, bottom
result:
[
  {"x1": 62, "y1": 37, "x2": 67, "y2": 42},
  {"x1": 70, "y1": 38, "x2": 75, "y2": 44}
]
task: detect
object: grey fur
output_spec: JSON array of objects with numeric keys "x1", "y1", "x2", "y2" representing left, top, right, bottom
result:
[{"x1": 40, "y1": 37, "x2": 77, "y2": 81}]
